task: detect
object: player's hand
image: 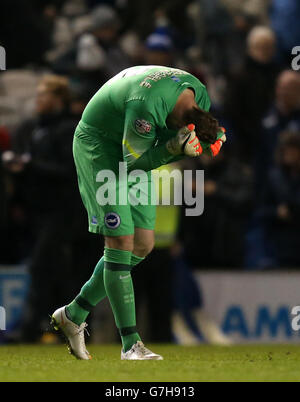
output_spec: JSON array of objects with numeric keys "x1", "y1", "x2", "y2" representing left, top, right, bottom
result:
[
  {"x1": 166, "y1": 124, "x2": 202, "y2": 157},
  {"x1": 210, "y1": 127, "x2": 226, "y2": 157}
]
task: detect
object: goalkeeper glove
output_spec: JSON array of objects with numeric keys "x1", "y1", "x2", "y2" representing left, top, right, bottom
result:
[
  {"x1": 203, "y1": 127, "x2": 227, "y2": 157},
  {"x1": 166, "y1": 124, "x2": 203, "y2": 157}
]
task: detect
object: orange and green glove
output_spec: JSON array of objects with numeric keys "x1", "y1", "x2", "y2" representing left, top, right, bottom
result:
[
  {"x1": 166, "y1": 125, "x2": 226, "y2": 158},
  {"x1": 201, "y1": 127, "x2": 227, "y2": 157}
]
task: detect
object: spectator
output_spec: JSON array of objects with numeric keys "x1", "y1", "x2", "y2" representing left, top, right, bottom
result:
[
  {"x1": 3, "y1": 75, "x2": 85, "y2": 341},
  {"x1": 256, "y1": 70, "x2": 300, "y2": 191},
  {"x1": 199, "y1": 0, "x2": 235, "y2": 77},
  {"x1": 76, "y1": 5, "x2": 125, "y2": 73},
  {"x1": 222, "y1": 0, "x2": 272, "y2": 71},
  {"x1": 144, "y1": 28, "x2": 175, "y2": 67},
  {"x1": 245, "y1": 71, "x2": 300, "y2": 268},
  {"x1": 260, "y1": 131, "x2": 300, "y2": 267},
  {"x1": 225, "y1": 26, "x2": 279, "y2": 161},
  {"x1": 201, "y1": 0, "x2": 271, "y2": 77},
  {"x1": 53, "y1": 5, "x2": 130, "y2": 90}
]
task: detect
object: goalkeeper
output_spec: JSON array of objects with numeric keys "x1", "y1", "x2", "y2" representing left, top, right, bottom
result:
[{"x1": 51, "y1": 66, "x2": 226, "y2": 360}]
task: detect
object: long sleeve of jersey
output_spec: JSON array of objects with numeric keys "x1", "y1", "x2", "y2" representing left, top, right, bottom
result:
[
  {"x1": 122, "y1": 88, "x2": 220, "y2": 172},
  {"x1": 122, "y1": 99, "x2": 178, "y2": 172}
]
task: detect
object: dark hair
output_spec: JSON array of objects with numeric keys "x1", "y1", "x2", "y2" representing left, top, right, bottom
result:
[{"x1": 182, "y1": 106, "x2": 219, "y2": 144}]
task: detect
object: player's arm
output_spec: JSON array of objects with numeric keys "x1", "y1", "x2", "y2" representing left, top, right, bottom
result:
[
  {"x1": 123, "y1": 99, "x2": 225, "y2": 172},
  {"x1": 122, "y1": 100, "x2": 177, "y2": 172},
  {"x1": 123, "y1": 105, "x2": 203, "y2": 171}
]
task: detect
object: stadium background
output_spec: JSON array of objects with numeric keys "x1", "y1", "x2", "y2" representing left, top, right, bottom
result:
[{"x1": 0, "y1": 0, "x2": 300, "y2": 346}]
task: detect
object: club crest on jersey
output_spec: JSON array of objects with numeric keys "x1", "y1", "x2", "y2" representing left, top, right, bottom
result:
[
  {"x1": 135, "y1": 119, "x2": 152, "y2": 134},
  {"x1": 104, "y1": 212, "x2": 121, "y2": 229}
]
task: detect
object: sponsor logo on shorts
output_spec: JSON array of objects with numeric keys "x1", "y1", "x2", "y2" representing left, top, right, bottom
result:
[
  {"x1": 105, "y1": 212, "x2": 121, "y2": 229},
  {"x1": 135, "y1": 119, "x2": 152, "y2": 134}
]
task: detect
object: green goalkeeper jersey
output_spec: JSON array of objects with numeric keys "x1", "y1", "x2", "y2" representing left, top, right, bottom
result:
[{"x1": 80, "y1": 65, "x2": 212, "y2": 171}]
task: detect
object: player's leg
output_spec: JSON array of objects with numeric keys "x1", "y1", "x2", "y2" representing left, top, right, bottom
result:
[
  {"x1": 67, "y1": 227, "x2": 154, "y2": 352},
  {"x1": 105, "y1": 229, "x2": 162, "y2": 360},
  {"x1": 52, "y1": 129, "x2": 127, "y2": 359},
  {"x1": 66, "y1": 234, "x2": 135, "y2": 328},
  {"x1": 68, "y1": 228, "x2": 153, "y2": 330},
  {"x1": 132, "y1": 228, "x2": 155, "y2": 258},
  {"x1": 66, "y1": 254, "x2": 106, "y2": 325},
  {"x1": 117, "y1": 177, "x2": 163, "y2": 359},
  {"x1": 103, "y1": 234, "x2": 138, "y2": 353},
  {"x1": 65, "y1": 178, "x2": 136, "y2": 332},
  {"x1": 61, "y1": 132, "x2": 110, "y2": 325},
  {"x1": 99, "y1": 168, "x2": 157, "y2": 356},
  {"x1": 69, "y1": 227, "x2": 159, "y2": 358},
  {"x1": 130, "y1": 173, "x2": 156, "y2": 270}
]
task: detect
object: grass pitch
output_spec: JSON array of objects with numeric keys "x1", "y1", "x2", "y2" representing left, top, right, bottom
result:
[{"x1": 0, "y1": 344, "x2": 300, "y2": 382}]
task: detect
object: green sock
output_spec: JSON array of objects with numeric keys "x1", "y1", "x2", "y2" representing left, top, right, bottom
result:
[
  {"x1": 66, "y1": 252, "x2": 145, "y2": 335},
  {"x1": 131, "y1": 254, "x2": 145, "y2": 267},
  {"x1": 66, "y1": 257, "x2": 106, "y2": 326},
  {"x1": 104, "y1": 248, "x2": 141, "y2": 352}
]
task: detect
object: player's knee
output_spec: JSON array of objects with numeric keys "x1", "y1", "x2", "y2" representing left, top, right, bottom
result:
[
  {"x1": 133, "y1": 238, "x2": 155, "y2": 258},
  {"x1": 105, "y1": 235, "x2": 134, "y2": 252}
]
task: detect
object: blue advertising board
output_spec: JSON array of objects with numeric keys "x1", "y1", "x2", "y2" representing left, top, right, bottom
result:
[{"x1": 0, "y1": 266, "x2": 30, "y2": 343}]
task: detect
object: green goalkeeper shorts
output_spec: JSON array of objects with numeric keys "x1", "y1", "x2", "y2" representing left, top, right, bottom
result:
[{"x1": 73, "y1": 123, "x2": 156, "y2": 236}]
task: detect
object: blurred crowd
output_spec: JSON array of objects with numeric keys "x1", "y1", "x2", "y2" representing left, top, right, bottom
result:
[{"x1": 1, "y1": 0, "x2": 300, "y2": 339}]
